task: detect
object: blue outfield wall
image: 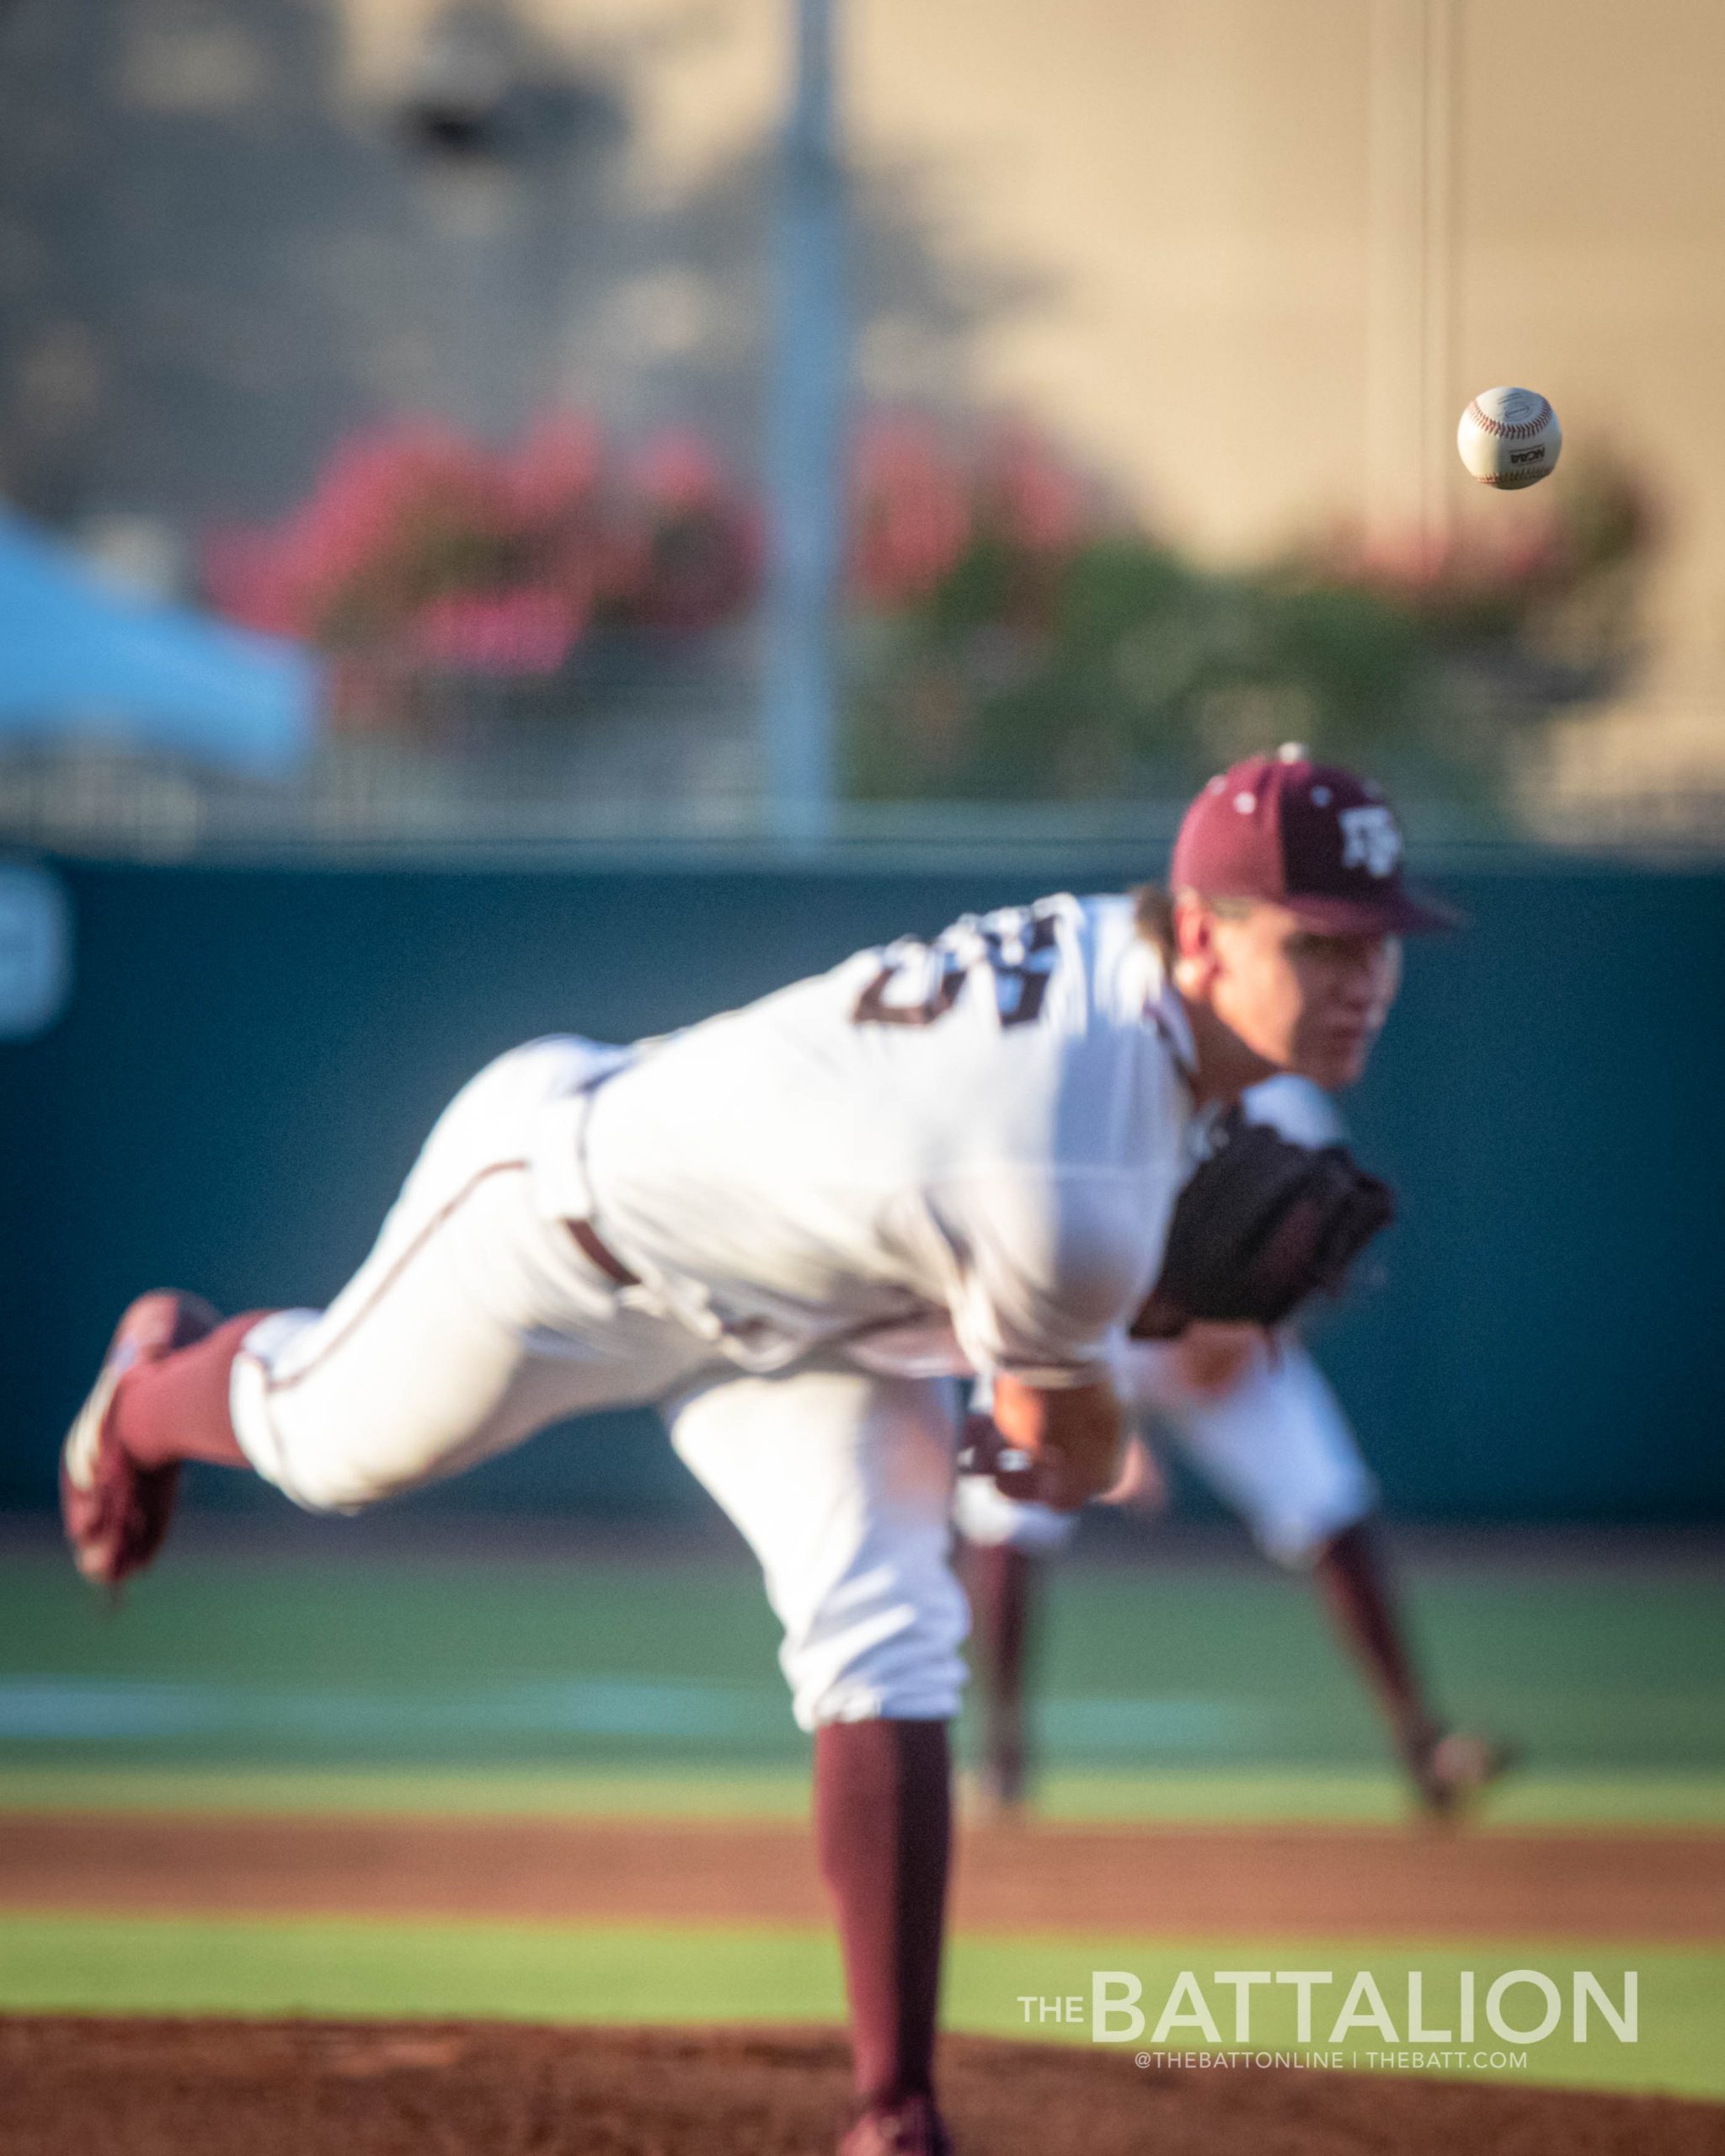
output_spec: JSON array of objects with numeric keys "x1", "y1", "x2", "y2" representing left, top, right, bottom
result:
[{"x1": 2, "y1": 851, "x2": 1721, "y2": 1523}]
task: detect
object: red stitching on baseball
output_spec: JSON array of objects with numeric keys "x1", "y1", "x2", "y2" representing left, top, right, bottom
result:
[{"x1": 1466, "y1": 397, "x2": 1551, "y2": 440}]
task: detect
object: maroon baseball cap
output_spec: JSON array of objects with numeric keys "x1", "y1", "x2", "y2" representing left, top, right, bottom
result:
[{"x1": 1170, "y1": 745, "x2": 1459, "y2": 935}]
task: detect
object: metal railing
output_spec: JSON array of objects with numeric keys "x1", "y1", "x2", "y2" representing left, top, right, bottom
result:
[{"x1": 3, "y1": 727, "x2": 1723, "y2": 865}]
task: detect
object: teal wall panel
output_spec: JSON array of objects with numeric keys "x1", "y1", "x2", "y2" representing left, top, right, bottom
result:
[{"x1": 3, "y1": 855, "x2": 1720, "y2": 1522}]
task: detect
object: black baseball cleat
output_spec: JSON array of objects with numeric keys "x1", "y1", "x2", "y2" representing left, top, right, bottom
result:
[{"x1": 60, "y1": 1290, "x2": 221, "y2": 1592}]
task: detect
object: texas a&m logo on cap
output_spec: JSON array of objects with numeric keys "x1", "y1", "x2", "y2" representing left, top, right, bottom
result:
[
  {"x1": 1171, "y1": 746, "x2": 1456, "y2": 936},
  {"x1": 1338, "y1": 803, "x2": 1403, "y2": 879}
]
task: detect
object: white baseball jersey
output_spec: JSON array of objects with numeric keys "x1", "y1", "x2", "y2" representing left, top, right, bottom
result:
[
  {"x1": 956, "y1": 1072, "x2": 1373, "y2": 1565},
  {"x1": 553, "y1": 894, "x2": 1198, "y2": 1386}
]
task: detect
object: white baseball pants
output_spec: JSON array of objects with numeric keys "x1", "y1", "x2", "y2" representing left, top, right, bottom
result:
[{"x1": 229, "y1": 1037, "x2": 969, "y2": 1727}]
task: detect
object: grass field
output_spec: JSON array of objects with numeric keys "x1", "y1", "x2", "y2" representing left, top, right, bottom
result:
[
  {"x1": 6, "y1": 1537, "x2": 1724, "y2": 1786},
  {"x1": 2, "y1": 1918, "x2": 1717, "y2": 2097},
  {"x1": 3, "y1": 1529, "x2": 1722, "y2": 2100}
]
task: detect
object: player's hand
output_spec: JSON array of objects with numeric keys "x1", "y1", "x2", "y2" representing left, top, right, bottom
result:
[{"x1": 989, "y1": 1376, "x2": 1124, "y2": 1512}]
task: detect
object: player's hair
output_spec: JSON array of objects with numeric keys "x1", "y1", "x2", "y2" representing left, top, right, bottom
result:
[{"x1": 1132, "y1": 883, "x2": 1256, "y2": 963}]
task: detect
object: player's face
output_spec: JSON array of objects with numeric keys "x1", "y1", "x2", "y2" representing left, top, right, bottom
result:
[{"x1": 1204, "y1": 903, "x2": 1402, "y2": 1088}]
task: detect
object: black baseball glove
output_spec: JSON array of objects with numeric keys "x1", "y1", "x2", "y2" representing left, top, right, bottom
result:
[{"x1": 1131, "y1": 1113, "x2": 1396, "y2": 1339}]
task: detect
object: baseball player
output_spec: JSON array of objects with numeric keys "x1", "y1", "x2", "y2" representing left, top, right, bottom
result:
[
  {"x1": 60, "y1": 749, "x2": 1448, "y2": 2156},
  {"x1": 955, "y1": 1075, "x2": 1513, "y2": 1822}
]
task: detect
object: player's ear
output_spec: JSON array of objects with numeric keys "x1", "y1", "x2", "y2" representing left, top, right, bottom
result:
[{"x1": 1170, "y1": 891, "x2": 1219, "y2": 985}]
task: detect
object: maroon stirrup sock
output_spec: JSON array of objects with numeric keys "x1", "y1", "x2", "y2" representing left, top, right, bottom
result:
[
  {"x1": 110, "y1": 1313, "x2": 272, "y2": 1470},
  {"x1": 814, "y1": 1717, "x2": 953, "y2": 2109}
]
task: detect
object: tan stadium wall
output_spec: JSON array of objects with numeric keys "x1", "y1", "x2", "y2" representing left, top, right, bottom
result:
[{"x1": 4, "y1": 0, "x2": 1724, "y2": 798}]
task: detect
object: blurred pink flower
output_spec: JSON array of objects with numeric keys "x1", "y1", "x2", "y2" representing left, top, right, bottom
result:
[
  {"x1": 206, "y1": 419, "x2": 510, "y2": 643},
  {"x1": 617, "y1": 428, "x2": 759, "y2": 630},
  {"x1": 979, "y1": 420, "x2": 1093, "y2": 555},
  {"x1": 632, "y1": 428, "x2": 729, "y2": 513},
  {"x1": 205, "y1": 410, "x2": 762, "y2": 675},
  {"x1": 503, "y1": 413, "x2": 605, "y2": 527},
  {"x1": 414, "y1": 588, "x2": 584, "y2": 674},
  {"x1": 849, "y1": 416, "x2": 972, "y2": 606},
  {"x1": 204, "y1": 405, "x2": 1132, "y2": 713}
]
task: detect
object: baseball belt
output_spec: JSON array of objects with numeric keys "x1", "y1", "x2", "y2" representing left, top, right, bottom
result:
[{"x1": 565, "y1": 1218, "x2": 642, "y2": 1289}]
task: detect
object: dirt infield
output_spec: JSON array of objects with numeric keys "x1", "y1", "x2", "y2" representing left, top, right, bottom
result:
[
  {"x1": 3, "y1": 2017, "x2": 1723, "y2": 2156},
  {"x1": 3, "y1": 1812, "x2": 1722, "y2": 1938},
  {"x1": 7, "y1": 1817, "x2": 1722, "y2": 2152}
]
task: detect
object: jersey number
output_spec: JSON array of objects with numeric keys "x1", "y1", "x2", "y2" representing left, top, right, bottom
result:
[{"x1": 852, "y1": 906, "x2": 1060, "y2": 1029}]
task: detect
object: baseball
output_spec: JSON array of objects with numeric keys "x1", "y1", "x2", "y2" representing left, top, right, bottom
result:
[{"x1": 1456, "y1": 385, "x2": 1562, "y2": 489}]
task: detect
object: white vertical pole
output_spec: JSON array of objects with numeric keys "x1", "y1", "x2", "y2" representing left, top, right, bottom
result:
[
  {"x1": 1365, "y1": 0, "x2": 1455, "y2": 568},
  {"x1": 763, "y1": 0, "x2": 845, "y2": 846},
  {"x1": 1419, "y1": 0, "x2": 1457, "y2": 563}
]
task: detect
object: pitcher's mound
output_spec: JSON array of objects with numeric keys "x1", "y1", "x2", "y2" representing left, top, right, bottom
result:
[{"x1": 1, "y1": 2016, "x2": 1718, "y2": 2154}]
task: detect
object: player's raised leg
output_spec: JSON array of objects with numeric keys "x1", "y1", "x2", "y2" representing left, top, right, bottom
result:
[
  {"x1": 60, "y1": 1038, "x2": 709, "y2": 1587},
  {"x1": 665, "y1": 1360, "x2": 967, "y2": 2156},
  {"x1": 60, "y1": 1290, "x2": 249, "y2": 1588}
]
